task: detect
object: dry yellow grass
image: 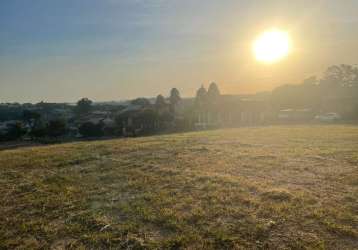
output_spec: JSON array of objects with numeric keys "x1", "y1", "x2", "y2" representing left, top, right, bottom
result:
[{"x1": 0, "y1": 125, "x2": 357, "y2": 249}]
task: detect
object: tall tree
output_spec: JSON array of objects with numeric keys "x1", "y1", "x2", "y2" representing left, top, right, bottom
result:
[
  {"x1": 320, "y1": 64, "x2": 358, "y2": 88},
  {"x1": 155, "y1": 94, "x2": 166, "y2": 109},
  {"x1": 169, "y1": 88, "x2": 181, "y2": 106},
  {"x1": 169, "y1": 88, "x2": 181, "y2": 114},
  {"x1": 75, "y1": 98, "x2": 93, "y2": 115},
  {"x1": 195, "y1": 85, "x2": 207, "y2": 107},
  {"x1": 207, "y1": 82, "x2": 221, "y2": 100}
]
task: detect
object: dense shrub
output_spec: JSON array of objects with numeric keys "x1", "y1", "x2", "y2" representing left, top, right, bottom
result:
[
  {"x1": 47, "y1": 120, "x2": 67, "y2": 137},
  {"x1": 5, "y1": 122, "x2": 26, "y2": 140},
  {"x1": 79, "y1": 122, "x2": 104, "y2": 137}
]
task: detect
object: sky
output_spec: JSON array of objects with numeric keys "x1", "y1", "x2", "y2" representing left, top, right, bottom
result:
[{"x1": 1, "y1": 0, "x2": 358, "y2": 103}]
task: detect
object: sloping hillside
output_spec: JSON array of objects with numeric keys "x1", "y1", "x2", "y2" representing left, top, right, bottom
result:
[{"x1": 0, "y1": 125, "x2": 357, "y2": 249}]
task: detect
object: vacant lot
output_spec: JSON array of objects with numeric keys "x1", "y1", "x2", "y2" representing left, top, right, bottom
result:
[{"x1": 0, "y1": 125, "x2": 357, "y2": 249}]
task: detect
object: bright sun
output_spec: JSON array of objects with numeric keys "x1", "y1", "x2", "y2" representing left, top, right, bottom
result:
[{"x1": 253, "y1": 29, "x2": 290, "y2": 63}]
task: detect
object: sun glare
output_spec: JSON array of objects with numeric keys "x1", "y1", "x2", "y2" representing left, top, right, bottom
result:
[{"x1": 253, "y1": 29, "x2": 290, "y2": 63}]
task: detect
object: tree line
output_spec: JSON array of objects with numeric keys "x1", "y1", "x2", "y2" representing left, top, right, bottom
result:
[{"x1": 1, "y1": 64, "x2": 358, "y2": 142}]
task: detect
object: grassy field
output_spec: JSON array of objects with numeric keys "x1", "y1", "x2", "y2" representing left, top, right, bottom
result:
[{"x1": 0, "y1": 125, "x2": 357, "y2": 249}]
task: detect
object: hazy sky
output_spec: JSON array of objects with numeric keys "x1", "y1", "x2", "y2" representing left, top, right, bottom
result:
[{"x1": 1, "y1": 0, "x2": 358, "y2": 103}]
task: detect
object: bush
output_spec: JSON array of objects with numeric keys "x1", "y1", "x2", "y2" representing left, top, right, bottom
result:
[
  {"x1": 5, "y1": 122, "x2": 26, "y2": 140},
  {"x1": 47, "y1": 119, "x2": 67, "y2": 137},
  {"x1": 79, "y1": 122, "x2": 104, "y2": 137},
  {"x1": 29, "y1": 120, "x2": 47, "y2": 138}
]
